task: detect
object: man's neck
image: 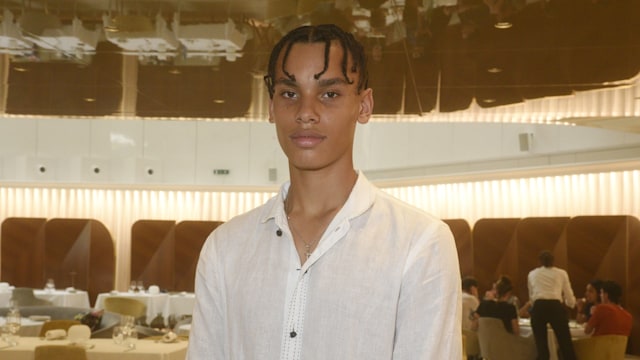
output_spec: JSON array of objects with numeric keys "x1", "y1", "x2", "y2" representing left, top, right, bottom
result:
[{"x1": 286, "y1": 168, "x2": 358, "y2": 218}]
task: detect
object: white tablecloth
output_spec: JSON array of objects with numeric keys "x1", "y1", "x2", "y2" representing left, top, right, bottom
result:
[
  {"x1": 0, "y1": 337, "x2": 188, "y2": 360},
  {"x1": 164, "y1": 293, "x2": 195, "y2": 318},
  {"x1": 94, "y1": 292, "x2": 170, "y2": 324},
  {"x1": 0, "y1": 289, "x2": 90, "y2": 308},
  {"x1": 519, "y1": 319, "x2": 588, "y2": 360},
  {"x1": 34, "y1": 289, "x2": 91, "y2": 308}
]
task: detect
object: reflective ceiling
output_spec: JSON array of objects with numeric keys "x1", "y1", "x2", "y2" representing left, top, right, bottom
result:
[{"x1": 0, "y1": 0, "x2": 638, "y2": 132}]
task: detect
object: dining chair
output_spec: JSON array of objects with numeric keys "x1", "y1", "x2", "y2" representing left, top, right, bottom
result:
[
  {"x1": 34, "y1": 345, "x2": 88, "y2": 360},
  {"x1": 10, "y1": 287, "x2": 53, "y2": 307},
  {"x1": 38, "y1": 319, "x2": 81, "y2": 337},
  {"x1": 572, "y1": 334, "x2": 628, "y2": 360},
  {"x1": 477, "y1": 317, "x2": 537, "y2": 360},
  {"x1": 103, "y1": 296, "x2": 147, "y2": 323},
  {"x1": 463, "y1": 329, "x2": 481, "y2": 359}
]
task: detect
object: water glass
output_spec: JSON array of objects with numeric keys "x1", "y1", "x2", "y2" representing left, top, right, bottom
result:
[
  {"x1": 124, "y1": 327, "x2": 138, "y2": 350},
  {"x1": 112, "y1": 326, "x2": 124, "y2": 345}
]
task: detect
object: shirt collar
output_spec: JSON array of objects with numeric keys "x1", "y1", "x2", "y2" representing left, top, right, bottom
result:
[{"x1": 262, "y1": 170, "x2": 376, "y2": 225}]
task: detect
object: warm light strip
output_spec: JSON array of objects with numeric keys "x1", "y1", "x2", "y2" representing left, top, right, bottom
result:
[{"x1": 1, "y1": 169, "x2": 638, "y2": 289}]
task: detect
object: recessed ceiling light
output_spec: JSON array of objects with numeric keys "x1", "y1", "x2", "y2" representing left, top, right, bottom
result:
[
  {"x1": 13, "y1": 67, "x2": 28, "y2": 72},
  {"x1": 83, "y1": 97, "x2": 96, "y2": 102},
  {"x1": 487, "y1": 67, "x2": 503, "y2": 73},
  {"x1": 483, "y1": 98, "x2": 496, "y2": 103},
  {"x1": 213, "y1": 99, "x2": 225, "y2": 104},
  {"x1": 494, "y1": 22, "x2": 512, "y2": 29},
  {"x1": 168, "y1": 68, "x2": 181, "y2": 75}
]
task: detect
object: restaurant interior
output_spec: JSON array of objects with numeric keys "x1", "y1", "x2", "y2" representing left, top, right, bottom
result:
[{"x1": 0, "y1": 0, "x2": 639, "y2": 358}]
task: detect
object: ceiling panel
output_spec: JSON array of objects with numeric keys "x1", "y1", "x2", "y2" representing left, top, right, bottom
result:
[{"x1": 0, "y1": 0, "x2": 637, "y2": 132}]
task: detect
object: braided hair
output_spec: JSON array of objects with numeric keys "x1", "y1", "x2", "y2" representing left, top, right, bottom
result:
[{"x1": 264, "y1": 24, "x2": 369, "y2": 98}]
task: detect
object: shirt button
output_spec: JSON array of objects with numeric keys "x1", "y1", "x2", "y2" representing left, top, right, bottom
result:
[{"x1": 290, "y1": 331, "x2": 297, "y2": 338}]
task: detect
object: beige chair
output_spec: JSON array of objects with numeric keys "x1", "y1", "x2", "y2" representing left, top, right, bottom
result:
[
  {"x1": 477, "y1": 317, "x2": 537, "y2": 360},
  {"x1": 463, "y1": 329, "x2": 481, "y2": 359},
  {"x1": 572, "y1": 334, "x2": 628, "y2": 360},
  {"x1": 10, "y1": 287, "x2": 53, "y2": 307},
  {"x1": 38, "y1": 319, "x2": 81, "y2": 337},
  {"x1": 34, "y1": 345, "x2": 88, "y2": 360},
  {"x1": 103, "y1": 297, "x2": 147, "y2": 324}
]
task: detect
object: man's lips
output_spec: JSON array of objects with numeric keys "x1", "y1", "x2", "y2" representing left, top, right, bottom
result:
[{"x1": 290, "y1": 131, "x2": 326, "y2": 147}]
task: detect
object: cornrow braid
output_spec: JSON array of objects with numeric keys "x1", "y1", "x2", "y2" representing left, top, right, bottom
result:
[{"x1": 264, "y1": 24, "x2": 369, "y2": 99}]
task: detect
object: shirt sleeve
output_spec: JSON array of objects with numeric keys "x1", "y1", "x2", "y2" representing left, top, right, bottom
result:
[
  {"x1": 392, "y1": 222, "x2": 462, "y2": 360},
  {"x1": 561, "y1": 270, "x2": 576, "y2": 308}
]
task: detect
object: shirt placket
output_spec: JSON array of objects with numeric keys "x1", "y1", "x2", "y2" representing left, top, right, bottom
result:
[{"x1": 280, "y1": 269, "x2": 309, "y2": 360}]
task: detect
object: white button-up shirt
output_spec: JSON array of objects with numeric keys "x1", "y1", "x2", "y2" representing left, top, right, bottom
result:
[
  {"x1": 187, "y1": 173, "x2": 462, "y2": 360},
  {"x1": 528, "y1": 266, "x2": 576, "y2": 308}
]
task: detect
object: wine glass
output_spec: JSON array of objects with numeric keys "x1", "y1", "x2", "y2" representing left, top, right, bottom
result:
[
  {"x1": 136, "y1": 280, "x2": 145, "y2": 293},
  {"x1": 129, "y1": 281, "x2": 137, "y2": 293},
  {"x1": 3, "y1": 309, "x2": 21, "y2": 346},
  {"x1": 45, "y1": 278, "x2": 55, "y2": 292}
]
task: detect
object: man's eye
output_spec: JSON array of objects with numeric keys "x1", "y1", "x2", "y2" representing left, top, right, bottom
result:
[
  {"x1": 281, "y1": 91, "x2": 296, "y2": 98},
  {"x1": 324, "y1": 91, "x2": 339, "y2": 99}
]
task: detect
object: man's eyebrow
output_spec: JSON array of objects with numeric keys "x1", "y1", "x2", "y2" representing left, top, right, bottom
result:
[
  {"x1": 317, "y1": 77, "x2": 351, "y2": 87},
  {"x1": 274, "y1": 78, "x2": 298, "y2": 87}
]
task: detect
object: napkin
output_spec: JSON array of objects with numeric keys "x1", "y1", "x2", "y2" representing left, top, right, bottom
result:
[
  {"x1": 162, "y1": 331, "x2": 178, "y2": 343},
  {"x1": 45, "y1": 329, "x2": 67, "y2": 340},
  {"x1": 68, "y1": 324, "x2": 92, "y2": 344},
  {"x1": 148, "y1": 285, "x2": 160, "y2": 294}
]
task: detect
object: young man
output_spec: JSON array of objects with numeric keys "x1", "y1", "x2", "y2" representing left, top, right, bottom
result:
[
  {"x1": 584, "y1": 280, "x2": 632, "y2": 336},
  {"x1": 187, "y1": 24, "x2": 461, "y2": 359}
]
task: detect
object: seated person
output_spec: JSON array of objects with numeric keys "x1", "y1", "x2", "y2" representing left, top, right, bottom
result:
[
  {"x1": 461, "y1": 276, "x2": 480, "y2": 331},
  {"x1": 517, "y1": 300, "x2": 532, "y2": 319},
  {"x1": 474, "y1": 275, "x2": 520, "y2": 335},
  {"x1": 576, "y1": 279, "x2": 603, "y2": 324},
  {"x1": 584, "y1": 280, "x2": 632, "y2": 336}
]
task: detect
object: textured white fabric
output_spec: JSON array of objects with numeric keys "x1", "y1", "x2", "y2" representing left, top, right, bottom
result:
[
  {"x1": 528, "y1": 266, "x2": 576, "y2": 308},
  {"x1": 187, "y1": 173, "x2": 462, "y2": 360}
]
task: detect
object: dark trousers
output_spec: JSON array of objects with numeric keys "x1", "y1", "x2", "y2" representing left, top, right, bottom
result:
[{"x1": 530, "y1": 299, "x2": 576, "y2": 360}]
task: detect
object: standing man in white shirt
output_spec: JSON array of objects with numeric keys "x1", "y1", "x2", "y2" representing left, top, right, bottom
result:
[
  {"x1": 527, "y1": 250, "x2": 577, "y2": 360},
  {"x1": 186, "y1": 24, "x2": 462, "y2": 360}
]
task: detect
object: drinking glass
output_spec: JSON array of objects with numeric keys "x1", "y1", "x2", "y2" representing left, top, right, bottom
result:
[
  {"x1": 45, "y1": 278, "x2": 55, "y2": 292},
  {"x1": 136, "y1": 280, "x2": 145, "y2": 293},
  {"x1": 112, "y1": 326, "x2": 124, "y2": 345},
  {"x1": 120, "y1": 315, "x2": 135, "y2": 328},
  {"x1": 129, "y1": 281, "x2": 137, "y2": 293},
  {"x1": 124, "y1": 327, "x2": 138, "y2": 350}
]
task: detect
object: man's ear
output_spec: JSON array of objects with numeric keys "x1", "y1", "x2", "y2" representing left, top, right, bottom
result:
[
  {"x1": 357, "y1": 88, "x2": 374, "y2": 124},
  {"x1": 268, "y1": 99, "x2": 275, "y2": 123}
]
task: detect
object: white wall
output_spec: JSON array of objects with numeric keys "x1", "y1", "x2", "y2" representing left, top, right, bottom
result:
[{"x1": 1, "y1": 116, "x2": 640, "y2": 186}]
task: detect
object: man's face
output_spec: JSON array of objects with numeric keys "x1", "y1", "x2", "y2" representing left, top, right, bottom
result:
[{"x1": 268, "y1": 41, "x2": 373, "y2": 173}]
